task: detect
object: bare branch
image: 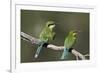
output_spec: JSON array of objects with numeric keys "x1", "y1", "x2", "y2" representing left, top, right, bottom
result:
[
  {"x1": 84, "y1": 54, "x2": 89, "y2": 57},
  {"x1": 21, "y1": 32, "x2": 87, "y2": 60},
  {"x1": 47, "y1": 44, "x2": 64, "y2": 50},
  {"x1": 21, "y1": 32, "x2": 40, "y2": 44},
  {"x1": 72, "y1": 49, "x2": 85, "y2": 60}
]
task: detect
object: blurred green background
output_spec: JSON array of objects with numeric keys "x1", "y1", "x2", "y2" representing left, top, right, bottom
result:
[{"x1": 21, "y1": 10, "x2": 89, "y2": 63}]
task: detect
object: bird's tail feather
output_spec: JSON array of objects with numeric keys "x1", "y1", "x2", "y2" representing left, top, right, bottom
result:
[
  {"x1": 60, "y1": 48, "x2": 68, "y2": 60},
  {"x1": 34, "y1": 44, "x2": 43, "y2": 58}
]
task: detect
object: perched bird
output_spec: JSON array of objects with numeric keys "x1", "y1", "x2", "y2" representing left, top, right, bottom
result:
[
  {"x1": 61, "y1": 30, "x2": 78, "y2": 60},
  {"x1": 34, "y1": 21, "x2": 56, "y2": 58}
]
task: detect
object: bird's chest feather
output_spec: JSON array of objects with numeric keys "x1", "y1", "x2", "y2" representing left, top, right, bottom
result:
[
  {"x1": 39, "y1": 28, "x2": 54, "y2": 41},
  {"x1": 64, "y1": 37, "x2": 76, "y2": 49}
]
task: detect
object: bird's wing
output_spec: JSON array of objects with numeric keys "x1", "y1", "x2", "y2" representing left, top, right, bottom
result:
[
  {"x1": 64, "y1": 36, "x2": 76, "y2": 49},
  {"x1": 39, "y1": 27, "x2": 54, "y2": 42}
]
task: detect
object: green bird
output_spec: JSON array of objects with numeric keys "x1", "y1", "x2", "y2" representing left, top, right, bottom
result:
[
  {"x1": 34, "y1": 21, "x2": 56, "y2": 58},
  {"x1": 61, "y1": 30, "x2": 78, "y2": 60}
]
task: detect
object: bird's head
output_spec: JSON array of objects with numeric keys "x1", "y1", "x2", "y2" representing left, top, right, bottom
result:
[
  {"x1": 69, "y1": 30, "x2": 78, "y2": 37},
  {"x1": 46, "y1": 21, "x2": 55, "y2": 29}
]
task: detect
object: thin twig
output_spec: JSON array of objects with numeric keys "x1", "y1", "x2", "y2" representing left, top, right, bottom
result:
[
  {"x1": 21, "y1": 32, "x2": 86, "y2": 60},
  {"x1": 84, "y1": 54, "x2": 89, "y2": 57}
]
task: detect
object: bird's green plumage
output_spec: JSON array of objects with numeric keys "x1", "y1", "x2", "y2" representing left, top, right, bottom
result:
[
  {"x1": 61, "y1": 30, "x2": 77, "y2": 60},
  {"x1": 34, "y1": 21, "x2": 55, "y2": 58},
  {"x1": 39, "y1": 21, "x2": 55, "y2": 42},
  {"x1": 64, "y1": 31, "x2": 77, "y2": 49}
]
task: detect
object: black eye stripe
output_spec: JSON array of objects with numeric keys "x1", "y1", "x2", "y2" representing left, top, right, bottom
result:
[{"x1": 48, "y1": 24, "x2": 54, "y2": 27}]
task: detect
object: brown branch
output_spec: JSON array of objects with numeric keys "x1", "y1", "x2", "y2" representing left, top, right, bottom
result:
[{"x1": 21, "y1": 32, "x2": 86, "y2": 60}]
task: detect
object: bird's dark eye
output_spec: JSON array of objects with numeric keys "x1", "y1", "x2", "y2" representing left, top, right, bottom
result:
[{"x1": 48, "y1": 24, "x2": 54, "y2": 27}]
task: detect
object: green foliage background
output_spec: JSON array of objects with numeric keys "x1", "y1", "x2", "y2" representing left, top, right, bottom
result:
[{"x1": 21, "y1": 10, "x2": 89, "y2": 63}]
